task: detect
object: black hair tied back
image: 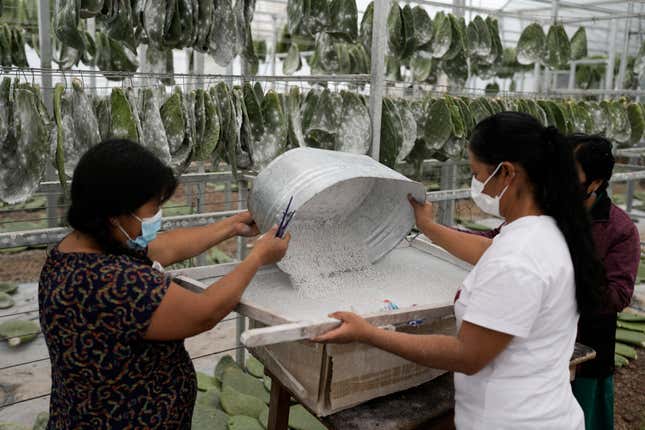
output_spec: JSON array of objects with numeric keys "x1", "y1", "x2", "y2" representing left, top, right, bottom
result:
[
  {"x1": 67, "y1": 140, "x2": 178, "y2": 255},
  {"x1": 469, "y1": 112, "x2": 604, "y2": 315},
  {"x1": 569, "y1": 133, "x2": 615, "y2": 195},
  {"x1": 542, "y1": 125, "x2": 560, "y2": 142}
]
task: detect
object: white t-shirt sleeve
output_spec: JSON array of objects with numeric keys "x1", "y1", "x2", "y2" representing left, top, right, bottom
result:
[{"x1": 463, "y1": 257, "x2": 545, "y2": 338}]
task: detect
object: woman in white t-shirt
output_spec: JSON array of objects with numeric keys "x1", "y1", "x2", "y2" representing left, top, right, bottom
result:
[{"x1": 315, "y1": 112, "x2": 604, "y2": 429}]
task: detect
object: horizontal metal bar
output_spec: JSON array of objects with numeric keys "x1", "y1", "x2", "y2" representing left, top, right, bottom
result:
[
  {"x1": 274, "y1": 51, "x2": 314, "y2": 59},
  {"x1": 616, "y1": 147, "x2": 645, "y2": 157},
  {"x1": 510, "y1": 0, "x2": 623, "y2": 15},
  {"x1": 422, "y1": 159, "x2": 470, "y2": 168},
  {"x1": 510, "y1": 0, "x2": 637, "y2": 14},
  {"x1": 550, "y1": 88, "x2": 645, "y2": 96},
  {"x1": 615, "y1": 163, "x2": 645, "y2": 170},
  {"x1": 0, "y1": 209, "x2": 244, "y2": 249},
  {"x1": 560, "y1": 13, "x2": 645, "y2": 25},
  {"x1": 405, "y1": 0, "x2": 551, "y2": 23},
  {"x1": 610, "y1": 169, "x2": 645, "y2": 183},
  {"x1": 426, "y1": 188, "x2": 471, "y2": 202},
  {"x1": 571, "y1": 59, "x2": 612, "y2": 65},
  {"x1": 2, "y1": 67, "x2": 371, "y2": 84},
  {"x1": 36, "y1": 171, "x2": 243, "y2": 194}
]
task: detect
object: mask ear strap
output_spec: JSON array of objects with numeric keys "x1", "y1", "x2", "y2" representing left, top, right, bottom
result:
[
  {"x1": 482, "y1": 162, "x2": 503, "y2": 187},
  {"x1": 496, "y1": 164, "x2": 516, "y2": 198},
  {"x1": 115, "y1": 222, "x2": 133, "y2": 241}
]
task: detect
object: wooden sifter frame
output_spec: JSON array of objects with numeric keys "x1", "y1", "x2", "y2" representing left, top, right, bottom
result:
[{"x1": 171, "y1": 237, "x2": 471, "y2": 347}]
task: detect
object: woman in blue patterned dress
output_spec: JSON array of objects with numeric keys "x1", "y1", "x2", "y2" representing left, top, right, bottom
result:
[{"x1": 39, "y1": 139, "x2": 290, "y2": 429}]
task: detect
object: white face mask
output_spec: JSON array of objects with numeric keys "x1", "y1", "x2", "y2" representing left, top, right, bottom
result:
[{"x1": 470, "y1": 162, "x2": 512, "y2": 217}]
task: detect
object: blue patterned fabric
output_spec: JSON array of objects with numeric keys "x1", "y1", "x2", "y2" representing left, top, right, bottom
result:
[{"x1": 39, "y1": 247, "x2": 196, "y2": 429}]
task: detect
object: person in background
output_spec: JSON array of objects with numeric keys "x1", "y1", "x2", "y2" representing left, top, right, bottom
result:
[
  {"x1": 316, "y1": 112, "x2": 604, "y2": 429},
  {"x1": 455, "y1": 133, "x2": 639, "y2": 430},
  {"x1": 39, "y1": 140, "x2": 290, "y2": 428},
  {"x1": 568, "y1": 134, "x2": 639, "y2": 430}
]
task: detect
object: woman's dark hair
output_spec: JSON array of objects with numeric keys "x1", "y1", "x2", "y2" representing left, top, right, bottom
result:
[
  {"x1": 67, "y1": 139, "x2": 178, "y2": 255},
  {"x1": 469, "y1": 112, "x2": 604, "y2": 314},
  {"x1": 568, "y1": 133, "x2": 615, "y2": 194}
]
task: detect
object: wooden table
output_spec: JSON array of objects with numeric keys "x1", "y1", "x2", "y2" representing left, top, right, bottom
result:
[{"x1": 265, "y1": 343, "x2": 596, "y2": 430}]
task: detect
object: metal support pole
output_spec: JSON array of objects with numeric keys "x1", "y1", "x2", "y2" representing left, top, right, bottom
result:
[
  {"x1": 235, "y1": 178, "x2": 249, "y2": 365},
  {"x1": 185, "y1": 48, "x2": 194, "y2": 90},
  {"x1": 270, "y1": 15, "x2": 278, "y2": 77},
  {"x1": 236, "y1": 180, "x2": 248, "y2": 261},
  {"x1": 236, "y1": 316, "x2": 247, "y2": 365},
  {"x1": 38, "y1": 0, "x2": 58, "y2": 228},
  {"x1": 453, "y1": 0, "x2": 465, "y2": 17},
  {"x1": 38, "y1": 0, "x2": 52, "y2": 113},
  {"x1": 615, "y1": 1, "x2": 634, "y2": 90},
  {"x1": 541, "y1": 0, "x2": 558, "y2": 96},
  {"x1": 225, "y1": 179, "x2": 233, "y2": 210},
  {"x1": 439, "y1": 164, "x2": 457, "y2": 226},
  {"x1": 186, "y1": 182, "x2": 194, "y2": 218},
  {"x1": 241, "y1": 51, "x2": 248, "y2": 78},
  {"x1": 533, "y1": 63, "x2": 541, "y2": 93},
  {"x1": 196, "y1": 163, "x2": 207, "y2": 266},
  {"x1": 437, "y1": 0, "x2": 466, "y2": 226},
  {"x1": 626, "y1": 157, "x2": 636, "y2": 214},
  {"x1": 138, "y1": 44, "x2": 149, "y2": 88},
  {"x1": 87, "y1": 18, "x2": 97, "y2": 93},
  {"x1": 194, "y1": 52, "x2": 205, "y2": 89},
  {"x1": 225, "y1": 64, "x2": 234, "y2": 87},
  {"x1": 194, "y1": 52, "x2": 206, "y2": 267},
  {"x1": 568, "y1": 62, "x2": 576, "y2": 90},
  {"x1": 368, "y1": 0, "x2": 388, "y2": 161},
  {"x1": 605, "y1": 19, "x2": 618, "y2": 99}
]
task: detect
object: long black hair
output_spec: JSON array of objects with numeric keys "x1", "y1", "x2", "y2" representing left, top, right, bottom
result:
[
  {"x1": 469, "y1": 112, "x2": 603, "y2": 314},
  {"x1": 67, "y1": 139, "x2": 177, "y2": 255},
  {"x1": 569, "y1": 133, "x2": 615, "y2": 195}
]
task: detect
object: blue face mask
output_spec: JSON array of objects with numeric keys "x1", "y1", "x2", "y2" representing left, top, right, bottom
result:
[{"x1": 117, "y1": 209, "x2": 163, "y2": 250}]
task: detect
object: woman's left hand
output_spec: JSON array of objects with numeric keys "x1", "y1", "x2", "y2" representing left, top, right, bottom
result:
[
  {"x1": 231, "y1": 211, "x2": 260, "y2": 237},
  {"x1": 312, "y1": 312, "x2": 375, "y2": 344}
]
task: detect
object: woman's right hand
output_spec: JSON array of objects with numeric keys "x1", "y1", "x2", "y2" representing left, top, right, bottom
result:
[
  {"x1": 249, "y1": 225, "x2": 291, "y2": 266},
  {"x1": 408, "y1": 194, "x2": 434, "y2": 231}
]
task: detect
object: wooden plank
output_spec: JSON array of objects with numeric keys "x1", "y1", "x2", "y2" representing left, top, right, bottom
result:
[
  {"x1": 241, "y1": 305, "x2": 454, "y2": 348},
  {"x1": 242, "y1": 321, "x2": 341, "y2": 348},
  {"x1": 267, "y1": 371, "x2": 291, "y2": 430}
]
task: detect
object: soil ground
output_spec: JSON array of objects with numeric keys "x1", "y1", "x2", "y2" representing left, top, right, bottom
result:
[{"x1": 614, "y1": 350, "x2": 645, "y2": 430}]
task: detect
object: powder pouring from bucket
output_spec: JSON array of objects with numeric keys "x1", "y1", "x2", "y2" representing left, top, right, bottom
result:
[{"x1": 248, "y1": 148, "x2": 425, "y2": 297}]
